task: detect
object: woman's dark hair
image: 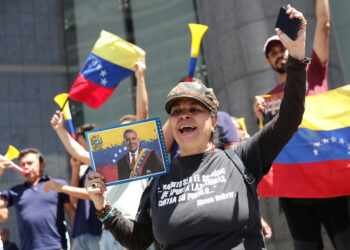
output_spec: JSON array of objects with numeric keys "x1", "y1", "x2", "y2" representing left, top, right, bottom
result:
[{"x1": 212, "y1": 125, "x2": 225, "y2": 149}]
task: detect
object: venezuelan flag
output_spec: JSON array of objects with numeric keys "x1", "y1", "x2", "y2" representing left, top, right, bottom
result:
[
  {"x1": 258, "y1": 85, "x2": 350, "y2": 198},
  {"x1": 69, "y1": 30, "x2": 145, "y2": 109}
]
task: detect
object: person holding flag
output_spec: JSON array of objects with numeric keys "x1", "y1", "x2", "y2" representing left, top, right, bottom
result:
[
  {"x1": 255, "y1": 1, "x2": 350, "y2": 249},
  {"x1": 51, "y1": 54, "x2": 155, "y2": 249},
  {"x1": 47, "y1": 31, "x2": 148, "y2": 250}
]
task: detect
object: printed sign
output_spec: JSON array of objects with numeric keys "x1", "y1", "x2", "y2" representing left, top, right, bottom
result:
[
  {"x1": 260, "y1": 92, "x2": 284, "y2": 125},
  {"x1": 86, "y1": 117, "x2": 169, "y2": 186}
]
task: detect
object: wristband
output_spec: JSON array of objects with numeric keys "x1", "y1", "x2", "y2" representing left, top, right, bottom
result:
[
  {"x1": 100, "y1": 208, "x2": 115, "y2": 222},
  {"x1": 96, "y1": 201, "x2": 113, "y2": 221},
  {"x1": 300, "y1": 57, "x2": 310, "y2": 64}
]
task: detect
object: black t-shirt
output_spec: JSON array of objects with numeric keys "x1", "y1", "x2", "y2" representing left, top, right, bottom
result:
[{"x1": 137, "y1": 149, "x2": 265, "y2": 249}]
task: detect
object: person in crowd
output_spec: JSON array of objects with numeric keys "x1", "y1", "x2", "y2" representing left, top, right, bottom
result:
[
  {"x1": 0, "y1": 148, "x2": 75, "y2": 250},
  {"x1": 43, "y1": 123, "x2": 102, "y2": 250},
  {"x1": 162, "y1": 77, "x2": 240, "y2": 163},
  {"x1": 51, "y1": 58, "x2": 154, "y2": 249},
  {"x1": 254, "y1": 1, "x2": 350, "y2": 249},
  {"x1": 0, "y1": 228, "x2": 18, "y2": 250},
  {"x1": 86, "y1": 6, "x2": 307, "y2": 249},
  {"x1": 117, "y1": 129, "x2": 164, "y2": 180},
  {"x1": 165, "y1": 87, "x2": 273, "y2": 241},
  {"x1": 255, "y1": 0, "x2": 329, "y2": 117},
  {"x1": 231, "y1": 117, "x2": 250, "y2": 141}
]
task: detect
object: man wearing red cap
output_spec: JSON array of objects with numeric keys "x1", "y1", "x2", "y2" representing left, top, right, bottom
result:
[{"x1": 255, "y1": 1, "x2": 330, "y2": 120}]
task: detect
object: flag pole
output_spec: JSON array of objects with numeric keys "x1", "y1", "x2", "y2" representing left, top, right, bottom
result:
[{"x1": 60, "y1": 97, "x2": 69, "y2": 112}]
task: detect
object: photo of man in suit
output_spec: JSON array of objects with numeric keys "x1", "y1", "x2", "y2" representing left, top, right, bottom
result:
[{"x1": 117, "y1": 129, "x2": 165, "y2": 180}]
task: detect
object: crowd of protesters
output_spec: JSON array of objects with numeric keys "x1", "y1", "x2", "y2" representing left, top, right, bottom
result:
[{"x1": 0, "y1": 1, "x2": 349, "y2": 250}]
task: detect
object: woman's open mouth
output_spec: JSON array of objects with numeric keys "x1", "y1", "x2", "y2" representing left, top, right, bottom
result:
[{"x1": 179, "y1": 126, "x2": 196, "y2": 135}]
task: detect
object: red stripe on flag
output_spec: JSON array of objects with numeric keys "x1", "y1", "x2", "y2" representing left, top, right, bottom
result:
[
  {"x1": 258, "y1": 160, "x2": 350, "y2": 198},
  {"x1": 69, "y1": 74, "x2": 116, "y2": 109}
]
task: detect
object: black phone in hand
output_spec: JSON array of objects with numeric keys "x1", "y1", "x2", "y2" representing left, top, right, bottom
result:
[{"x1": 275, "y1": 7, "x2": 302, "y2": 41}]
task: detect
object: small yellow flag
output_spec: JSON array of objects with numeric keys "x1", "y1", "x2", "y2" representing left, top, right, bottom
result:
[{"x1": 4, "y1": 145, "x2": 20, "y2": 160}]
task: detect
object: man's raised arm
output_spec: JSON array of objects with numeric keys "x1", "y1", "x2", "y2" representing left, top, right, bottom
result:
[
  {"x1": 135, "y1": 55, "x2": 149, "y2": 121},
  {"x1": 313, "y1": 0, "x2": 330, "y2": 64}
]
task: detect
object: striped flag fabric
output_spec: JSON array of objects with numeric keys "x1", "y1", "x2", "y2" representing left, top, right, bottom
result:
[
  {"x1": 69, "y1": 30, "x2": 145, "y2": 109},
  {"x1": 258, "y1": 85, "x2": 350, "y2": 198},
  {"x1": 54, "y1": 93, "x2": 76, "y2": 139}
]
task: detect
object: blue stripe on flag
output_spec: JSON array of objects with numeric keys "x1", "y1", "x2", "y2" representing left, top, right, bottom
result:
[
  {"x1": 80, "y1": 53, "x2": 133, "y2": 88},
  {"x1": 275, "y1": 127, "x2": 350, "y2": 164},
  {"x1": 66, "y1": 119, "x2": 75, "y2": 137}
]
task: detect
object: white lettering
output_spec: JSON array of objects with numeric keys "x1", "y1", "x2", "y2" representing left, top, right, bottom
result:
[
  {"x1": 194, "y1": 174, "x2": 200, "y2": 182},
  {"x1": 187, "y1": 187, "x2": 211, "y2": 200},
  {"x1": 178, "y1": 193, "x2": 186, "y2": 202},
  {"x1": 197, "y1": 197, "x2": 215, "y2": 206},
  {"x1": 160, "y1": 191, "x2": 169, "y2": 199},
  {"x1": 215, "y1": 192, "x2": 235, "y2": 201},
  {"x1": 158, "y1": 197, "x2": 177, "y2": 207}
]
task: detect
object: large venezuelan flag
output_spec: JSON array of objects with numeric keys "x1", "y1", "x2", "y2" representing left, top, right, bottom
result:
[
  {"x1": 258, "y1": 85, "x2": 350, "y2": 198},
  {"x1": 69, "y1": 30, "x2": 145, "y2": 109}
]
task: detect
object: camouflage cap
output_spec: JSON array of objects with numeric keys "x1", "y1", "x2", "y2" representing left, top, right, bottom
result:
[{"x1": 165, "y1": 81, "x2": 219, "y2": 114}]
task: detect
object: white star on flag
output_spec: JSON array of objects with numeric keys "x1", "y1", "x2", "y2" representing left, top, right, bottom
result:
[
  {"x1": 339, "y1": 138, "x2": 345, "y2": 144},
  {"x1": 331, "y1": 136, "x2": 336, "y2": 142},
  {"x1": 322, "y1": 138, "x2": 329, "y2": 144},
  {"x1": 101, "y1": 78, "x2": 108, "y2": 85},
  {"x1": 314, "y1": 142, "x2": 321, "y2": 147},
  {"x1": 87, "y1": 60, "x2": 97, "y2": 70},
  {"x1": 313, "y1": 149, "x2": 319, "y2": 156},
  {"x1": 100, "y1": 70, "x2": 107, "y2": 77},
  {"x1": 348, "y1": 144, "x2": 350, "y2": 150},
  {"x1": 96, "y1": 64, "x2": 102, "y2": 70},
  {"x1": 91, "y1": 60, "x2": 97, "y2": 66}
]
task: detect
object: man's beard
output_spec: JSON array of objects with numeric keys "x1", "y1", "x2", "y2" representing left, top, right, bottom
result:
[
  {"x1": 274, "y1": 65, "x2": 286, "y2": 74},
  {"x1": 273, "y1": 57, "x2": 286, "y2": 74}
]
